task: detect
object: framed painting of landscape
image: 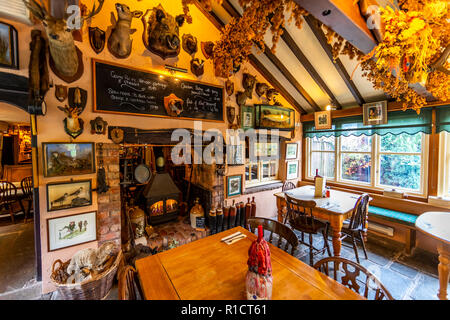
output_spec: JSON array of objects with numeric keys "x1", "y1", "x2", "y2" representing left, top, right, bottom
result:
[
  {"x1": 47, "y1": 211, "x2": 97, "y2": 252},
  {"x1": 47, "y1": 179, "x2": 92, "y2": 212},
  {"x1": 42, "y1": 143, "x2": 95, "y2": 177}
]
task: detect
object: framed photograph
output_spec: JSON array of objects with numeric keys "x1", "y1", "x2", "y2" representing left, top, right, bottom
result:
[
  {"x1": 314, "y1": 110, "x2": 332, "y2": 130},
  {"x1": 227, "y1": 144, "x2": 244, "y2": 166},
  {"x1": 285, "y1": 143, "x2": 298, "y2": 160},
  {"x1": 0, "y1": 21, "x2": 19, "y2": 69},
  {"x1": 363, "y1": 100, "x2": 388, "y2": 125},
  {"x1": 241, "y1": 105, "x2": 254, "y2": 130},
  {"x1": 47, "y1": 179, "x2": 92, "y2": 212},
  {"x1": 42, "y1": 143, "x2": 95, "y2": 177},
  {"x1": 255, "y1": 104, "x2": 294, "y2": 131},
  {"x1": 226, "y1": 174, "x2": 243, "y2": 198},
  {"x1": 286, "y1": 160, "x2": 299, "y2": 180},
  {"x1": 47, "y1": 211, "x2": 97, "y2": 252}
]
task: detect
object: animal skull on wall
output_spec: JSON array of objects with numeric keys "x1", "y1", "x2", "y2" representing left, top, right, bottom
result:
[
  {"x1": 107, "y1": 3, "x2": 143, "y2": 59},
  {"x1": 23, "y1": 0, "x2": 104, "y2": 83},
  {"x1": 242, "y1": 73, "x2": 256, "y2": 99},
  {"x1": 142, "y1": 4, "x2": 185, "y2": 59}
]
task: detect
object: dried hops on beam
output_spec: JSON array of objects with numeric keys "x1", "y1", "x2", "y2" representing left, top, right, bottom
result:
[{"x1": 182, "y1": 0, "x2": 308, "y2": 78}]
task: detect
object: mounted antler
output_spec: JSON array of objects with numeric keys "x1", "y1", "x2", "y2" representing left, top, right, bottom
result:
[
  {"x1": 81, "y1": 0, "x2": 105, "y2": 25},
  {"x1": 431, "y1": 45, "x2": 450, "y2": 75}
]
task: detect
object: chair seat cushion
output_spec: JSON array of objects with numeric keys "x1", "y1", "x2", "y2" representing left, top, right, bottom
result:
[
  {"x1": 288, "y1": 216, "x2": 327, "y2": 234},
  {"x1": 368, "y1": 206, "x2": 417, "y2": 227}
]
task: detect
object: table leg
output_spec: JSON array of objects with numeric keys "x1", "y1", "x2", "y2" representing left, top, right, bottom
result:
[
  {"x1": 330, "y1": 218, "x2": 344, "y2": 257},
  {"x1": 276, "y1": 198, "x2": 286, "y2": 223},
  {"x1": 437, "y1": 243, "x2": 449, "y2": 300}
]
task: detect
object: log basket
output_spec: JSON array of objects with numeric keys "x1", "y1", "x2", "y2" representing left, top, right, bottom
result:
[{"x1": 50, "y1": 250, "x2": 123, "y2": 300}]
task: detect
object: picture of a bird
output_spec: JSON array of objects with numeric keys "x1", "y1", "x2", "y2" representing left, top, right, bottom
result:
[
  {"x1": 69, "y1": 186, "x2": 84, "y2": 197},
  {"x1": 52, "y1": 193, "x2": 69, "y2": 207}
]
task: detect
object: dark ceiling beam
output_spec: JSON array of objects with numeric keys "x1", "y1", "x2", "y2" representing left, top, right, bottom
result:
[
  {"x1": 304, "y1": 15, "x2": 365, "y2": 106},
  {"x1": 293, "y1": 0, "x2": 376, "y2": 55},
  {"x1": 279, "y1": 29, "x2": 342, "y2": 109},
  {"x1": 221, "y1": 0, "x2": 342, "y2": 109},
  {"x1": 194, "y1": 2, "x2": 307, "y2": 114},
  {"x1": 221, "y1": 0, "x2": 319, "y2": 112}
]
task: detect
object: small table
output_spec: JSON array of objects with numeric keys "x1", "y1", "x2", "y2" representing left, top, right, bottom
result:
[
  {"x1": 136, "y1": 226, "x2": 364, "y2": 300},
  {"x1": 274, "y1": 186, "x2": 369, "y2": 257},
  {"x1": 415, "y1": 211, "x2": 450, "y2": 300}
]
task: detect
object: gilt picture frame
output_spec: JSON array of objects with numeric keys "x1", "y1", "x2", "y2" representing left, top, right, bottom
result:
[
  {"x1": 255, "y1": 104, "x2": 294, "y2": 131},
  {"x1": 314, "y1": 110, "x2": 332, "y2": 130},
  {"x1": 363, "y1": 100, "x2": 388, "y2": 125},
  {"x1": 46, "y1": 179, "x2": 92, "y2": 212},
  {"x1": 47, "y1": 211, "x2": 97, "y2": 252},
  {"x1": 0, "y1": 21, "x2": 19, "y2": 69},
  {"x1": 42, "y1": 143, "x2": 95, "y2": 177}
]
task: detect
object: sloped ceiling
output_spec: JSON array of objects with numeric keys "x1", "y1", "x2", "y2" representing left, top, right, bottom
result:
[{"x1": 209, "y1": 0, "x2": 386, "y2": 113}]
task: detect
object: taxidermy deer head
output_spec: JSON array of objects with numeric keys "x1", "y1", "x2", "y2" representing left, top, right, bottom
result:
[
  {"x1": 23, "y1": 0, "x2": 104, "y2": 80},
  {"x1": 142, "y1": 4, "x2": 185, "y2": 59},
  {"x1": 58, "y1": 104, "x2": 84, "y2": 139},
  {"x1": 107, "y1": 3, "x2": 143, "y2": 59}
]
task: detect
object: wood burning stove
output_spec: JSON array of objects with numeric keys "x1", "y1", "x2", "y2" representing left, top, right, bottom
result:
[
  {"x1": 140, "y1": 152, "x2": 182, "y2": 225},
  {"x1": 142, "y1": 172, "x2": 181, "y2": 225}
]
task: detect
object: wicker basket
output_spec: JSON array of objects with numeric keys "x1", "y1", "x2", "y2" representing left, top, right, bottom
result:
[{"x1": 50, "y1": 250, "x2": 123, "y2": 300}]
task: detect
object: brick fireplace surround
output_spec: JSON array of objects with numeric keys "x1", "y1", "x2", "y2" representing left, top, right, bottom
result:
[{"x1": 96, "y1": 143, "x2": 121, "y2": 248}]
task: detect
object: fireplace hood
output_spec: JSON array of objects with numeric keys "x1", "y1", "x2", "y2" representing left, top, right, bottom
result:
[{"x1": 142, "y1": 172, "x2": 181, "y2": 198}]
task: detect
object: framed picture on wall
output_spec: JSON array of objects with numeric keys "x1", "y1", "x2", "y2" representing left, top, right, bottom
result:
[
  {"x1": 46, "y1": 180, "x2": 92, "y2": 212},
  {"x1": 286, "y1": 160, "x2": 299, "y2": 180},
  {"x1": 0, "y1": 21, "x2": 19, "y2": 69},
  {"x1": 363, "y1": 100, "x2": 388, "y2": 125},
  {"x1": 42, "y1": 143, "x2": 95, "y2": 177},
  {"x1": 285, "y1": 143, "x2": 298, "y2": 160},
  {"x1": 241, "y1": 105, "x2": 254, "y2": 130},
  {"x1": 47, "y1": 211, "x2": 97, "y2": 252},
  {"x1": 314, "y1": 110, "x2": 332, "y2": 130},
  {"x1": 227, "y1": 144, "x2": 244, "y2": 166},
  {"x1": 226, "y1": 174, "x2": 243, "y2": 198}
]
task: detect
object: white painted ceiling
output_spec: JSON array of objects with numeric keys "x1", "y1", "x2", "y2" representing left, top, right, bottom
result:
[{"x1": 211, "y1": 0, "x2": 386, "y2": 113}]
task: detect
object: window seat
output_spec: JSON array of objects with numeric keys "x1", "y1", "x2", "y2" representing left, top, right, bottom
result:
[{"x1": 368, "y1": 206, "x2": 418, "y2": 254}]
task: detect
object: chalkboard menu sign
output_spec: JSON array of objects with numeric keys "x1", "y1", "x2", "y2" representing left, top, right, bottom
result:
[{"x1": 92, "y1": 59, "x2": 224, "y2": 122}]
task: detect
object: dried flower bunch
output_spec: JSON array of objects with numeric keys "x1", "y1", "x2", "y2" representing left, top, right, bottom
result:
[
  {"x1": 182, "y1": 0, "x2": 308, "y2": 78},
  {"x1": 327, "y1": 0, "x2": 449, "y2": 113}
]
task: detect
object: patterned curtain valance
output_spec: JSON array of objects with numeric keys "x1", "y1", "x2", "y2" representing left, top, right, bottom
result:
[
  {"x1": 436, "y1": 105, "x2": 450, "y2": 134},
  {"x1": 303, "y1": 109, "x2": 433, "y2": 138}
]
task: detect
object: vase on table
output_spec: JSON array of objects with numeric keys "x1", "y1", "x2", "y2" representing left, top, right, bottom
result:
[{"x1": 245, "y1": 225, "x2": 273, "y2": 300}]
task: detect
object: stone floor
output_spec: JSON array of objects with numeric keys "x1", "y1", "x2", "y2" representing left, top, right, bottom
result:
[
  {"x1": 1, "y1": 214, "x2": 444, "y2": 300},
  {"x1": 0, "y1": 216, "x2": 39, "y2": 300},
  {"x1": 289, "y1": 228, "x2": 441, "y2": 300}
]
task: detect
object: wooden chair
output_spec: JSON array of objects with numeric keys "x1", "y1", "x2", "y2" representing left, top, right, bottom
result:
[
  {"x1": 314, "y1": 257, "x2": 394, "y2": 300},
  {"x1": 118, "y1": 264, "x2": 143, "y2": 300},
  {"x1": 340, "y1": 193, "x2": 370, "y2": 263},
  {"x1": 0, "y1": 181, "x2": 19, "y2": 223},
  {"x1": 282, "y1": 181, "x2": 296, "y2": 192},
  {"x1": 285, "y1": 194, "x2": 331, "y2": 266},
  {"x1": 20, "y1": 176, "x2": 33, "y2": 222},
  {"x1": 247, "y1": 217, "x2": 299, "y2": 256}
]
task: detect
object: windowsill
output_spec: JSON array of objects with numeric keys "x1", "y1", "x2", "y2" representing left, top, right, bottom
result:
[
  {"x1": 428, "y1": 196, "x2": 450, "y2": 209},
  {"x1": 303, "y1": 177, "x2": 427, "y2": 200},
  {"x1": 302, "y1": 178, "x2": 427, "y2": 202},
  {"x1": 244, "y1": 180, "x2": 283, "y2": 195}
]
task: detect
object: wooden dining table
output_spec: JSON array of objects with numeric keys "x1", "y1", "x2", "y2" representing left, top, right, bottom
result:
[
  {"x1": 415, "y1": 211, "x2": 450, "y2": 300},
  {"x1": 274, "y1": 185, "x2": 369, "y2": 257},
  {"x1": 135, "y1": 226, "x2": 364, "y2": 300}
]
